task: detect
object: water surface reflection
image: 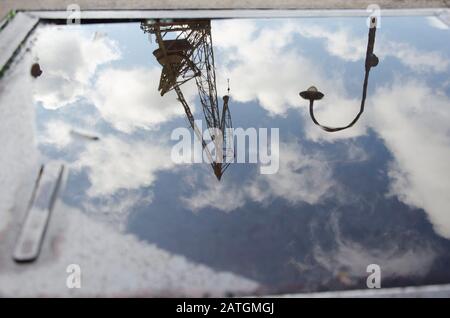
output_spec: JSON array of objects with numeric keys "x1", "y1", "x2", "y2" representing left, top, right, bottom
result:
[{"x1": 28, "y1": 16, "x2": 450, "y2": 293}]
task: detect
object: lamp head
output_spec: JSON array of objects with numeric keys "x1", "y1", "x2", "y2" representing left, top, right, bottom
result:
[{"x1": 299, "y1": 86, "x2": 324, "y2": 101}]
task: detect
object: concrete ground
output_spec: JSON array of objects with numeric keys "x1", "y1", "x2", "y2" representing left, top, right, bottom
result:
[{"x1": 1, "y1": 0, "x2": 450, "y2": 20}]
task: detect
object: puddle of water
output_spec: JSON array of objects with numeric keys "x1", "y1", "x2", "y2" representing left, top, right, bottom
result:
[{"x1": 1, "y1": 15, "x2": 450, "y2": 296}]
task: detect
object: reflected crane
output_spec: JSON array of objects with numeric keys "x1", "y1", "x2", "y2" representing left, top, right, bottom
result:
[{"x1": 141, "y1": 19, "x2": 233, "y2": 180}]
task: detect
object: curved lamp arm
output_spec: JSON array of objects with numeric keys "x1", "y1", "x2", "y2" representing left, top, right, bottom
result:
[{"x1": 300, "y1": 17, "x2": 379, "y2": 132}]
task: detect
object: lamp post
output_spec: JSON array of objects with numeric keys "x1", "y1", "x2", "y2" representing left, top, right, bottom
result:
[{"x1": 300, "y1": 17, "x2": 379, "y2": 132}]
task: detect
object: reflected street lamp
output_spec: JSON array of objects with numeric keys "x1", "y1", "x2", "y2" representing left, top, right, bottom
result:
[{"x1": 300, "y1": 17, "x2": 379, "y2": 132}]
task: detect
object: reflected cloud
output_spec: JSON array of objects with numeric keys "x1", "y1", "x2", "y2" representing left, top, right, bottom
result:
[
  {"x1": 213, "y1": 20, "x2": 369, "y2": 140},
  {"x1": 294, "y1": 22, "x2": 449, "y2": 73},
  {"x1": 214, "y1": 18, "x2": 450, "y2": 240},
  {"x1": 16, "y1": 18, "x2": 450, "y2": 294},
  {"x1": 90, "y1": 67, "x2": 195, "y2": 133},
  {"x1": 33, "y1": 27, "x2": 120, "y2": 109},
  {"x1": 306, "y1": 75, "x2": 450, "y2": 240},
  {"x1": 32, "y1": 26, "x2": 198, "y2": 132},
  {"x1": 381, "y1": 41, "x2": 449, "y2": 73},
  {"x1": 312, "y1": 213, "x2": 437, "y2": 280},
  {"x1": 73, "y1": 135, "x2": 175, "y2": 197},
  {"x1": 183, "y1": 141, "x2": 336, "y2": 212},
  {"x1": 249, "y1": 142, "x2": 335, "y2": 205},
  {"x1": 81, "y1": 191, "x2": 153, "y2": 231},
  {"x1": 39, "y1": 120, "x2": 72, "y2": 149},
  {"x1": 295, "y1": 24, "x2": 366, "y2": 62},
  {"x1": 213, "y1": 19, "x2": 449, "y2": 122},
  {"x1": 370, "y1": 79, "x2": 450, "y2": 239},
  {"x1": 214, "y1": 20, "x2": 315, "y2": 116}
]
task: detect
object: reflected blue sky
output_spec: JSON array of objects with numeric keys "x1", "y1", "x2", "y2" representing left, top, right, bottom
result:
[{"x1": 31, "y1": 16, "x2": 450, "y2": 294}]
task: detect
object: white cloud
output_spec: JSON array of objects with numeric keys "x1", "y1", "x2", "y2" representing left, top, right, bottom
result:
[
  {"x1": 74, "y1": 135, "x2": 175, "y2": 197},
  {"x1": 381, "y1": 41, "x2": 449, "y2": 73},
  {"x1": 81, "y1": 191, "x2": 153, "y2": 231},
  {"x1": 182, "y1": 141, "x2": 335, "y2": 212},
  {"x1": 214, "y1": 20, "x2": 308, "y2": 115},
  {"x1": 212, "y1": 19, "x2": 449, "y2": 127},
  {"x1": 345, "y1": 142, "x2": 369, "y2": 162},
  {"x1": 90, "y1": 67, "x2": 196, "y2": 133},
  {"x1": 29, "y1": 25, "x2": 200, "y2": 195},
  {"x1": 312, "y1": 213, "x2": 437, "y2": 280},
  {"x1": 214, "y1": 19, "x2": 450, "y2": 240},
  {"x1": 30, "y1": 20, "x2": 450, "y2": 242},
  {"x1": 369, "y1": 79, "x2": 450, "y2": 239},
  {"x1": 295, "y1": 24, "x2": 366, "y2": 62},
  {"x1": 213, "y1": 20, "x2": 366, "y2": 142},
  {"x1": 249, "y1": 142, "x2": 335, "y2": 205},
  {"x1": 33, "y1": 27, "x2": 120, "y2": 109},
  {"x1": 294, "y1": 22, "x2": 449, "y2": 73},
  {"x1": 32, "y1": 27, "x2": 198, "y2": 132},
  {"x1": 39, "y1": 120, "x2": 72, "y2": 149}
]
